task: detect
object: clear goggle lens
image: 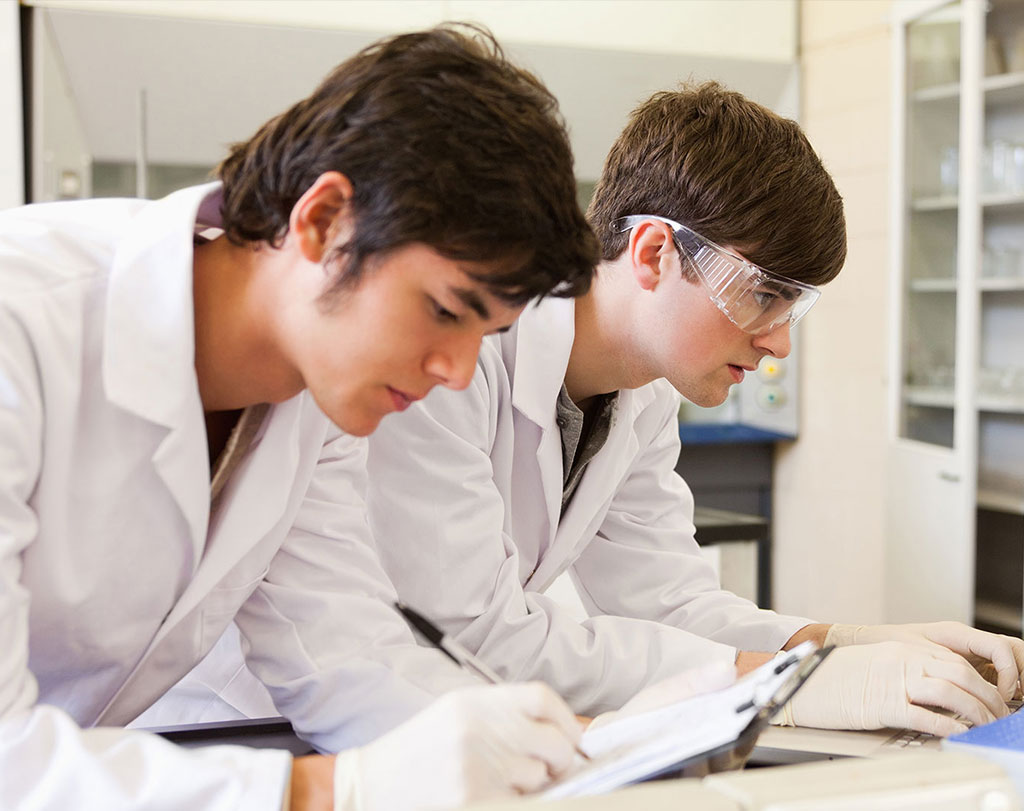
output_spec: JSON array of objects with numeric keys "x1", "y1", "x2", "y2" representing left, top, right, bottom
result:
[{"x1": 613, "y1": 215, "x2": 820, "y2": 336}]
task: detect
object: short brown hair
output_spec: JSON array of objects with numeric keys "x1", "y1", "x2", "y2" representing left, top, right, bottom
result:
[
  {"x1": 217, "y1": 24, "x2": 598, "y2": 304},
  {"x1": 587, "y1": 82, "x2": 846, "y2": 286}
]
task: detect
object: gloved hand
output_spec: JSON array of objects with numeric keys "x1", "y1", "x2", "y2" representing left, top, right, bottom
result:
[
  {"x1": 778, "y1": 640, "x2": 1008, "y2": 736},
  {"x1": 333, "y1": 682, "x2": 583, "y2": 810},
  {"x1": 825, "y1": 621, "x2": 1024, "y2": 700}
]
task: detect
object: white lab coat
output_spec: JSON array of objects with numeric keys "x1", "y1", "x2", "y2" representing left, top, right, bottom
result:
[
  {"x1": 0, "y1": 184, "x2": 470, "y2": 811},
  {"x1": 365, "y1": 296, "x2": 813, "y2": 715}
]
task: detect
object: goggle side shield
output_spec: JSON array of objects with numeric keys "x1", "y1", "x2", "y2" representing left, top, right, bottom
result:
[{"x1": 613, "y1": 215, "x2": 820, "y2": 335}]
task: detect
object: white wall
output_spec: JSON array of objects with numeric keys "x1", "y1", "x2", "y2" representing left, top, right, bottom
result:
[
  {"x1": 0, "y1": 0, "x2": 24, "y2": 209},
  {"x1": 25, "y1": 0, "x2": 797, "y2": 61},
  {"x1": 29, "y1": 2, "x2": 798, "y2": 191},
  {"x1": 772, "y1": 0, "x2": 893, "y2": 624}
]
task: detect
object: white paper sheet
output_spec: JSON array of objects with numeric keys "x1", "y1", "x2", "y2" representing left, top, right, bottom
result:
[{"x1": 542, "y1": 642, "x2": 817, "y2": 799}]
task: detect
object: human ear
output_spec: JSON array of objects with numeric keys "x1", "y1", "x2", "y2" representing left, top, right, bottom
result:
[
  {"x1": 628, "y1": 220, "x2": 677, "y2": 292},
  {"x1": 289, "y1": 172, "x2": 355, "y2": 263}
]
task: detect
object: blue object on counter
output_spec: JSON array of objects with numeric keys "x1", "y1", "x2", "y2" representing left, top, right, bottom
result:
[
  {"x1": 944, "y1": 710, "x2": 1024, "y2": 798},
  {"x1": 947, "y1": 711, "x2": 1024, "y2": 752},
  {"x1": 679, "y1": 423, "x2": 795, "y2": 445}
]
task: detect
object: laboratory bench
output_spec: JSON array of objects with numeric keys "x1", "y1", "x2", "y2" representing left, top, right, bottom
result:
[{"x1": 679, "y1": 423, "x2": 789, "y2": 610}]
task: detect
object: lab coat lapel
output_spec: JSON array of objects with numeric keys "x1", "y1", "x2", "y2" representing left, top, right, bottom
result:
[
  {"x1": 93, "y1": 401, "x2": 312, "y2": 727},
  {"x1": 509, "y1": 299, "x2": 575, "y2": 567},
  {"x1": 164, "y1": 394, "x2": 306, "y2": 625},
  {"x1": 527, "y1": 387, "x2": 650, "y2": 593},
  {"x1": 103, "y1": 183, "x2": 223, "y2": 566}
]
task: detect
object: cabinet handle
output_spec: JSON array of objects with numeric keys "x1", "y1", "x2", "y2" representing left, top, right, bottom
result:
[{"x1": 938, "y1": 471, "x2": 961, "y2": 483}]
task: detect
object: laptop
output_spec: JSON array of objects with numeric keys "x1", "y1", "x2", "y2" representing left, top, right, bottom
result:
[
  {"x1": 751, "y1": 700, "x2": 1023, "y2": 765},
  {"x1": 144, "y1": 715, "x2": 316, "y2": 756}
]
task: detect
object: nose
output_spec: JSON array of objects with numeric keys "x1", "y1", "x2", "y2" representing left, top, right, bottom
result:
[
  {"x1": 423, "y1": 332, "x2": 482, "y2": 391},
  {"x1": 753, "y1": 320, "x2": 792, "y2": 359}
]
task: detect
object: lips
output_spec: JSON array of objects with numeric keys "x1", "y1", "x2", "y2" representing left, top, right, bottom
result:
[
  {"x1": 387, "y1": 387, "x2": 412, "y2": 411},
  {"x1": 728, "y1": 361, "x2": 759, "y2": 384},
  {"x1": 387, "y1": 386, "x2": 423, "y2": 412}
]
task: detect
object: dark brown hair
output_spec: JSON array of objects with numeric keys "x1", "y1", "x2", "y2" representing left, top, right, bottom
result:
[
  {"x1": 587, "y1": 82, "x2": 846, "y2": 286},
  {"x1": 217, "y1": 23, "x2": 598, "y2": 304}
]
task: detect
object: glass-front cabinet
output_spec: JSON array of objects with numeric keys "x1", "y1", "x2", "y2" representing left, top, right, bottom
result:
[
  {"x1": 889, "y1": 0, "x2": 1024, "y2": 632},
  {"x1": 901, "y1": 3, "x2": 961, "y2": 448}
]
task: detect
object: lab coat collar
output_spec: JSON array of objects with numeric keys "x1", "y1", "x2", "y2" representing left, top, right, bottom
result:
[
  {"x1": 505, "y1": 297, "x2": 575, "y2": 556},
  {"x1": 508, "y1": 296, "x2": 576, "y2": 428},
  {"x1": 102, "y1": 182, "x2": 221, "y2": 565},
  {"x1": 507, "y1": 296, "x2": 661, "y2": 588},
  {"x1": 103, "y1": 182, "x2": 220, "y2": 428}
]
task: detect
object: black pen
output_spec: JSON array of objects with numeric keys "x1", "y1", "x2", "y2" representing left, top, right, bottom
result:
[
  {"x1": 396, "y1": 601, "x2": 503, "y2": 684},
  {"x1": 395, "y1": 601, "x2": 591, "y2": 761}
]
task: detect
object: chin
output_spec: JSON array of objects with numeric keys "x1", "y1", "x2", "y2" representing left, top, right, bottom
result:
[
  {"x1": 679, "y1": 387, "x2": 728, "y2": 409},
  {"x1": 321, "y1": 403, "x2": 384, "y2": 438},
  {"x1": 706, "y1": 390, "x2": 731, "y2": 408},
  {"x1": 340, "y1": 414, "x2": 385, "y2": 437}
]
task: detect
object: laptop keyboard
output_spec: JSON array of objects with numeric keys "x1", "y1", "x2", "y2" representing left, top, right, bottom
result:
[
  {"x1": 886, "y1": 729, "x2": 934, "y2": 748},
  {"x1": 882, "y1": 698, "x2": 1023, "y2": 749}
]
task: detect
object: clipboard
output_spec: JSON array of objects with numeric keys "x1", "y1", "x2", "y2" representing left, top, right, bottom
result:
[{"x1": 542, "y1": 642, "x2": 833, "y2": 799}]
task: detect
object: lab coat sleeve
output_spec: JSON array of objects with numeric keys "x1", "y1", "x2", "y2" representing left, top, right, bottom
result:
[
  {"x1": 365, "y1": 355, "x2": 745, "y2": 717},
  {"x1": 232, "y1": 425, "x2": 479, "y2": 753},
  {"x1": 0, "y1": 303, "x2": 291, "y2": 811},
  {"x1": 569, "y1": 387, "x2": 813, "y2": 653}
]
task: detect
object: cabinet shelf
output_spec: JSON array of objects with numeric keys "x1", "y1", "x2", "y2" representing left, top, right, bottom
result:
[
  {"x1": 912, "y1": 195, "x2": 958, "y2": 212},
  {"x1": 912, "y1": 80, "x2": 960, "y2": 103},
  {"x1": 983, "y1": 70, "x2": 1024, "y2": 107},
  {"x1": 978, "y1": 392, "x2": 1024, "y2": 413},
  {"x1": 903, "y1": 388, "x2": 1024, "y2": 413},
  {"x1": 980, "y1": 277, "x2": 1024, "y2": 291},
  {"x1": 977, "y1": 488, "x2": 1024, "y2": 515},
  {"x1": 909, "y1": 278, "x2": 956, "y2": 291},
  {"x1": 903, "y1": 386, "x2": 954, "y2": 408},
  {"x1": 980, "y1": 193, "x2": 1024, "y2": 212},
  {"x1": 908, "y1": 278, "x2": 1024, "y2": 294},
  {"x1": 913, "y1": 192, "x2": 1024, "y2": 210}
]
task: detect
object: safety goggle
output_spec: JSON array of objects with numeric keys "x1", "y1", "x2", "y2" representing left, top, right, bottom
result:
[{"x1": 613, "y1": 215, "x2": 821, "y2": 336}]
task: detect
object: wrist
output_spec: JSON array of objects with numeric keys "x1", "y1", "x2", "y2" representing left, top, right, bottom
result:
[
  {"x1": 735, "y1": 650, "x2": 773, "y2": 676},
  {"x1": 783, "y1": 623, "x2": 831, "y2": 650},
  {"x1": 822, "y1": 623, "x2": 863, "y2": 647},
  {"x1": 290, "y1": 754, "x2": 337, "y2": 811}
]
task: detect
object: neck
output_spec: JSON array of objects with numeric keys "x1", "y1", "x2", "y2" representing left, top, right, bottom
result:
[
  {"x1": 192, "y1": 237, "x2": 304, "y2": 412},
  {"x1": 565, "y1": 258, "x2": 655, "y2": 403}
]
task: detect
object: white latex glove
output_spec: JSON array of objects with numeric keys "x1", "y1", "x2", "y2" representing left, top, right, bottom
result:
[
  {"x1": 778, "y1": 640, "x2": 1007, "y2": 736},
  {"x1": 826, "y1": 621, "x2": 1024, "y2": 701},
  {"x1": 587, "y1": 661, "x2": 737, "y2": 734},
  {"x1": 332, "y1": 682, "x2": 582, "y2": 810}
]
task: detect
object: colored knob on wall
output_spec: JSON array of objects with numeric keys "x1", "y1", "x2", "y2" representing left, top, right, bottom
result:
[{"x1": 756, "y1": 385, "x2": 787, "y2": 411}]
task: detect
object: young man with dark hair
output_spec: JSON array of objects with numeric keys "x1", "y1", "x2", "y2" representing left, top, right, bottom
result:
[
  {"x1": 365, "y1": 82, "x2": 1024, "y2": 734},
  {"x1": 0, "y1": 25, "x2": 598, "y2": 811}
]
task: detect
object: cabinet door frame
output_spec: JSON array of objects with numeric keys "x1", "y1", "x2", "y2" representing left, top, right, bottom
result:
[{"x1": 886, "y1": 0, "x2": 983, "y2": 623}]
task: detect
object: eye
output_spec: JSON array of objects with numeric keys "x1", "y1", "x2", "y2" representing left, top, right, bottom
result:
[
  {"x1": 430, "y1": 298, "x2": 460, "y2": 323},
  {"x1": 752, "y1": 288, "x2": 780, "y2": 308}
]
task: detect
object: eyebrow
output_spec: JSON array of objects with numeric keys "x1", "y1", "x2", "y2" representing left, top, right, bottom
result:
[{"x1": 451, "y1": 286, "x2": 492, "y2": 320}]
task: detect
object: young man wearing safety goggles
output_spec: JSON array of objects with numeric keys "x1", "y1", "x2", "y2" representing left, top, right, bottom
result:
[{"x1": 364, "y1": 82, "x2": 1024, "y2": 736}]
